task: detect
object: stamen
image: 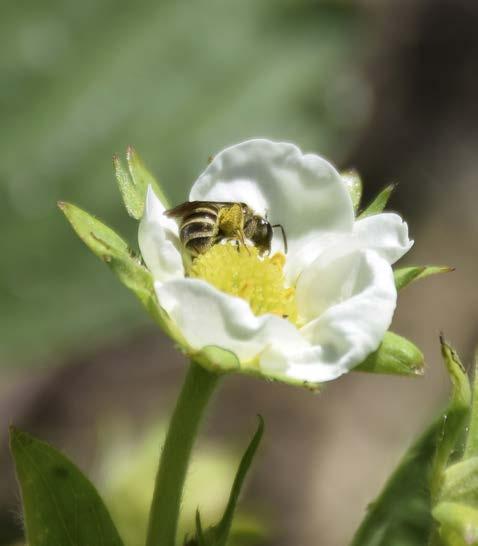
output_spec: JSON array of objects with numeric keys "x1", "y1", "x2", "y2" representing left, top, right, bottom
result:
[{"x1": 189, "y1": 244, "x2": 297, "y2": 323}]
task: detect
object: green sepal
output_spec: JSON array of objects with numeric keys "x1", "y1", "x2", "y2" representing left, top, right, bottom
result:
[
  {"x1": 193, "y1": 346, "x2": 241, "y2": 374},
  {"x1": 58, "y1": 201, "x2": 153, "y2": 303},
  {"x1": 58, "y1": 202, "x2": 174, "y2": 337},
  {"x1": 342, "y1": 169, "x2": 362, "y2": 212},
  {"x1": 355, "y1": 331, "x2": 424, "y2": 376},
  {"x1": 432, "y1": 502, "x2": 478, "y2": 546},
  {"x1": 394, "y1": 266, "x2": 454, "y2": 291},
  {"x1": 193, "y1": 346, "x2": 323, "y2": 390},
  {"x1": 358, "y1": 183, "x2": 396, "y2": 219},
  {"x1": 10, "y1": 427, "x2": 124, "y2": 546},
  {"x1": 188, "y1": 417, "x2": 264, "y2": 546},
  {"x1": 113, "y1": 154, "x2": 142, "y2": 219},
  {"x1": 114, "y1": 147, "x2": 170, "y2": 220}
]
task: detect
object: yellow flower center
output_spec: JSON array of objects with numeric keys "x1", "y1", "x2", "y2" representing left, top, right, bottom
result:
[{"x1": 189, "y1": 244, "x2": 297, "y2": 323}]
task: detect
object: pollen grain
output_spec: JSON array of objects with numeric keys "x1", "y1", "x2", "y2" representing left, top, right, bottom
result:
[{"x1": 189, "y1": 245, "x2": 297, "y2": 322}]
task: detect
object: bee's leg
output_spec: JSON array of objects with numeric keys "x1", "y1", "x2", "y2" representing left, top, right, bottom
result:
[
  {"x1": 223, "y1": 237, "x2": 244, "y2": 254},
  {"x1": 218, "y1": 204, "x2": 250, "y2": 254},
  {"x1": 235, "y1": 229, "x2": 251, "y2": 254},
  {"x1": 218, "y1": 204, "x2": 244, "y2": 237}
]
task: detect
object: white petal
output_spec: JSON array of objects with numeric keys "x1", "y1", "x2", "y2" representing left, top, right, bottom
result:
[
  {"x1": 353, "y1": 213, "x2": 413, "y2": 264},
  {"x1": 190, "y1": 139, "x2": 354, "y2": 258},
  {"x1": 283, "y1": 230, "x2": 343, "y2": 284},
  {"x1": 285, "y1": 211, "x2": 413, "y2": 283},
  {"x1": 156, "y1": 278, "x2": 307, "y2": 363},
  {"x1": 278, "y1": 249, "x2": 397, "y2": 382},
  {"x1": 138, "y1": 186, "x2": 184, "y2": 282}
]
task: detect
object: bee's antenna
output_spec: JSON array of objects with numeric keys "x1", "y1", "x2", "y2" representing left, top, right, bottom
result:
[{"x1": 271, "y1": 224, "x2": 288, "y2": 254}]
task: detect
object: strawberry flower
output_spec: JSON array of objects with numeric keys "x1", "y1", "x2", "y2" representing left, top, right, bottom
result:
[
  {"x1": 57, "y1": 137, "x2": 448, "y2": 546},
  {"x1": 138, "y1": 139, "x2": 413, "y2": 384}
]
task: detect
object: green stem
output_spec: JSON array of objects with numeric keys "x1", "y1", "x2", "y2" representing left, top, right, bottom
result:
[{"x1": 146, "y1": 361, "x2": 220, "y2": 546}]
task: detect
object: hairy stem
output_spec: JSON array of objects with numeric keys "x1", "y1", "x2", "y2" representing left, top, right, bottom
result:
[{"x1": 146, "y1": 361, "x2": 220, "y2": 546}]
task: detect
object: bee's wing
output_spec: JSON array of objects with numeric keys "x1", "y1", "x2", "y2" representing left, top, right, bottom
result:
[
  {"x1": 164, "y1": 201, "x2": 235, "y2": 218},
  {"x1": 164, "y1": 201, "x2": 205, "y2": 218}
]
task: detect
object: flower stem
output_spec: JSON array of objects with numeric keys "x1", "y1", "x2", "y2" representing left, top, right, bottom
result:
[{"x1": 145, "y1": 361, "x2": 220, "y2": 546}]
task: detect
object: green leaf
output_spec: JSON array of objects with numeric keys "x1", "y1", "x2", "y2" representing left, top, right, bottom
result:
[
  {"x1": 58, "y1": 202, "x2": 174, "y2": 336},
  {"x1": 186, "y1": 515, "x2": 267, "y2": 546},
  {"x1": 464, "y1": 356, "x2": 478, "y2": 460},
  {"x1": 431, "y1": 336, "x2": 471, "y2": 499},
  {"x1": 355, "y1": 331, "x2": 424, "y2": 376},
  {"x1": 428, "y1": 339, "x2": 472, "y2": 546},
  {"x1": 351, "y1": 338, "x2": 471, "y2": 546},
  {"x1": 350, "y1": 419, "x2": 439, "y2": 546},
  {"x1": 193, "y1": 511, "x2": 208, "y2": 546},
  {"x1": 10, "y1": 427, "x2": 124, "y2": 546},
  {"x1": 358, "y1": 183, "x2": 396, "y2": 219},
  {"x1": 212, "y1": 416, "x2": 264, "y2": 545},
  {"x1": 432, "y1": 502, "x2": 478, "y2": 546},
  {"x1": 189, "y1": 417, "x2": 264, "y2": 546},
  {"x1": 394, "y1": 266, "x2": 454, "y2": 291},
  {"x1": 114, "y1": 147, "x2": 170, "y2": 220},
  {"x1": 440, "y1": 337, "x2": 472, "y2": 413},
  {"x1": 341, "y1": 169, "x2": 362, "y2": 212}
]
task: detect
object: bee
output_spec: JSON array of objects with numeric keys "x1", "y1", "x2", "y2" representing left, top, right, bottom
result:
[{"x1": 164, "y1": 201, "x2": 287, "y2": 257}]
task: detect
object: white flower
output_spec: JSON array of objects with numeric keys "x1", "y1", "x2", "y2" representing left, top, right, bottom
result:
[{"x1": 139, "y1": 139, "x2": 413, "y2": 385}]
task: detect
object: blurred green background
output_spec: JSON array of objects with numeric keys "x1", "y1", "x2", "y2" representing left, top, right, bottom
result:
[
  {"x1": 1, "y1": 0, "x2": 366, "y2": 365},
  {"x1": 2, "y1": 1, "x2": 478, "y2": 545}
]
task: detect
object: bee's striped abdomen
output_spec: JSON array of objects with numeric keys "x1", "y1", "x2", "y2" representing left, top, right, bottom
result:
[{"x1": 180, "y1": 205, "x2": 219, "y2": 255}]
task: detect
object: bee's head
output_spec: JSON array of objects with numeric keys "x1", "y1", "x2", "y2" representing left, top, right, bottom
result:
[{"x1": 250, "y1": 216, "x2": 273, "y2": 255}]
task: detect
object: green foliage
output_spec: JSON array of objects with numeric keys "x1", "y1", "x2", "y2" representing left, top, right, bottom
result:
[
  {"x1": 351, "y1": 337, "x2": 472, "y2": 546},
  {"x1": 187, "y1": 417, "x2": 264, "y2": 546},
  {"x1": 350, "y1": 422, "x2": 438, "y2": 546},
  {"x1": 113, "y1": 154, "x2": 142, "y2": 220},
  {"x1": 145, "y1": 363, "x2": 220, "y2": 546},
  {"x1": 358, "y1": 184, "x2": 396, "y2": 219},
  {"x1": 355, "y1": 331, "x2": 424, "y2": 376},
  {"x1": 59, "y1": 201, "x2": 152, "y2": 300},
  {"x1": 58, "y1": 202, "x2": 174, "y2": 336},
  {"x1": 394, "y1": 266, "x2": 454, "y2": 291},
  {"x1": 10, "y1": 428, "x2": 124, "y2": 546},
  {"x1": 100, "y1": 422, "x2": 265, "y2": 546},
  {"x1": 465, "y1": 359, "x2": 478, "y2": 459},
  {"x1": 430, "y1": 338, "x2": 471, "y2": 499},
  {"x1": 115, "y1": 147, "x2": 170, "y2": 220},
  {"x1": 440, "y1": 458, "x2": 478, "y2": 506},
  {"x1": 430, "y1": 352, "x2": 478, "y2": 545},
  {"x1": 432, "y1": 502, "x2": 478, "y2": 546},
  {"x1": 2, "y1": 0, "x2": 365, "y2": 365},
  {"x1": 342, "y1": 169, "x2": 362, "y2": 212}
]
